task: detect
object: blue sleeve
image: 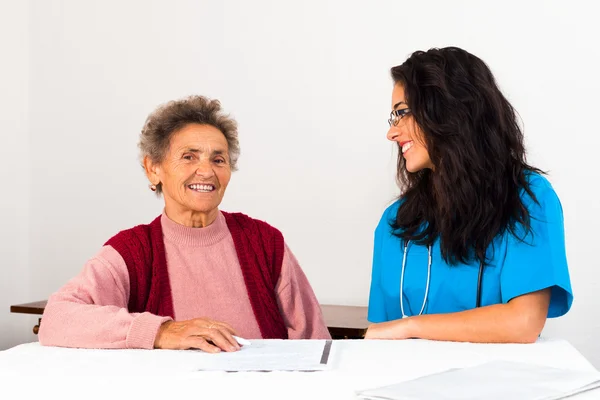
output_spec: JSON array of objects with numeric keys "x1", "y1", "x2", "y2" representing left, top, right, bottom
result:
[
  {"x1": 368, "y1": 203, "x2": 399, "y2": 323},
  {"x1": 368, "y1": 219, "x2": 387, "y2": 323},
  {"x1": 500, "y1": 181, "x2": 573, "y2": 318}
]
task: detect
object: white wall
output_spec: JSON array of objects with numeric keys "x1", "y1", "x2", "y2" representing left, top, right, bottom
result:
[
  {"x1": 0, "y1": 0, "x2": 37, "y2": 349},
  {"x1": 15, "y1": 0, "x2": 600, "y2": 365}
]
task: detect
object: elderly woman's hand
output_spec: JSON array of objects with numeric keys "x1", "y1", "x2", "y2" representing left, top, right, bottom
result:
[{"x1": 154, "y1": 317, "x2": 241, "y2": 352}]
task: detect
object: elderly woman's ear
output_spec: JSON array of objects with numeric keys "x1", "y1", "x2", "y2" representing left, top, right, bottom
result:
[{"x1": 143, "y1": 155, "x2": 160, "y2": 188}]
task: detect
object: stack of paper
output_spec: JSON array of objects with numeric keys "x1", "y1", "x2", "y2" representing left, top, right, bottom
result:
[
  {"x1": 196, "y1": 339, "x2": 332, "y2": 372},
  {"x1": 356, "y1": 360, "x2": 600, "y2": 400}
]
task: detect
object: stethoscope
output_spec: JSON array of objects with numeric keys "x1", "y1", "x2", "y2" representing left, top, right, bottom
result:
[{"x1": 400, "y1": 240, "x2": 485, "y2": 318}]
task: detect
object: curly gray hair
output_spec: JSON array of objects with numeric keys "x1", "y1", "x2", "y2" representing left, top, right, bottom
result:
[{"x1": 138, "y1": 95, "x2": 240, "y2": 194}]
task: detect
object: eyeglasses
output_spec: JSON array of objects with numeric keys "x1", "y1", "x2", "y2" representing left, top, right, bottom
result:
[{"x1": 388, "y1": 108, "x2": 411, "y2": 127}]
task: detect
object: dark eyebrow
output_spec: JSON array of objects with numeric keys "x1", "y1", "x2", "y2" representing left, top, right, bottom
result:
[{"x1": 393, "y1": 101, "x2": 407, "y2": 110}]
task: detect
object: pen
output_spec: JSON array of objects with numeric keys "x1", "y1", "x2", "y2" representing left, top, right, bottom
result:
[{"x1": 232, "y1": 335, "x2": 251, "y2": 346}]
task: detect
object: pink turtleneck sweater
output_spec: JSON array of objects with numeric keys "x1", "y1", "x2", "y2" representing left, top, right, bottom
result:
[{"x1": 38, "y1": 212, "x2": 330, "y2": 349}]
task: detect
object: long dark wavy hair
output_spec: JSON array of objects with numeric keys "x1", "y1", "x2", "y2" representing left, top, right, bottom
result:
[{"x1": 391, "y1": 47, "x2": 542, "y2": 265}]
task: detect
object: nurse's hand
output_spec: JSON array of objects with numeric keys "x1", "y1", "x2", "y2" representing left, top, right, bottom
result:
[{"x1": 364, "y1": 318, "x2": 413, "y2": 340}]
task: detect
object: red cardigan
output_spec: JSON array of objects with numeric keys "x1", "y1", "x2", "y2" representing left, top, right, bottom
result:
[{"x1": 105, "y1": 212, "x2": 288, "y2": 339}]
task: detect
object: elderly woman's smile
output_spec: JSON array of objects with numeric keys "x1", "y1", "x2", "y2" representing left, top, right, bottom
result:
[{"x1": 188, "y1": 183, "x2": 216, "y2": 192}]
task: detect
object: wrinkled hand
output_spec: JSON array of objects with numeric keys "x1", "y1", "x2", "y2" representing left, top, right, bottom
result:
[
  {"x1": 364, "y1": 319, "x2": 412, "y2": 340},
  {"x1": 154, "y1": 318, "x2": 240, "y2": 353}
]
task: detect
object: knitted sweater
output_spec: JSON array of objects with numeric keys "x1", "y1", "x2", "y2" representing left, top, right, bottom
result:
[{"x1": 39, "y1": 211, "x2": 330, "y2": 349}]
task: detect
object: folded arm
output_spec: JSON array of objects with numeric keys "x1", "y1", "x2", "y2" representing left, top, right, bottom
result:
[{"x1": 365, "y1": 288, "x2": 551, "y2": 343}]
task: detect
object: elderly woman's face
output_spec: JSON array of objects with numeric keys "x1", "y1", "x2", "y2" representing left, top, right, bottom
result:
[{"x1": 152, "y1": 123, "x2": 231, "y2": 220}]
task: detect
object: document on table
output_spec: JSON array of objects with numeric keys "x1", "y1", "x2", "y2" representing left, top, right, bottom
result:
[
  {"x1": 195, "y1": 339, "x2": 332, "y2": 372},
  {"x1": 356, "y1": 360, "x2": 600, "y2": 400}
]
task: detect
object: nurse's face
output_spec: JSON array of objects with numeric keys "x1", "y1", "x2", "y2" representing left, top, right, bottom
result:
[{"x1": 386, "y1": 84, "x2": 434, "y2": 173}]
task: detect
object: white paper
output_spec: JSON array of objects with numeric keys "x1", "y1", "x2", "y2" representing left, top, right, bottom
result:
[
  {"x1": 195, "y1": 339, "x2": 332, "y2": 372},
  {"x1": 356, "y1": 360, "x2": 600, "y2": 400}
]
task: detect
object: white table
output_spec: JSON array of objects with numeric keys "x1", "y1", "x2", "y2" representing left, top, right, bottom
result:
[{"x1": 0, "y1": 338, "x2": 597, "y2": 400}]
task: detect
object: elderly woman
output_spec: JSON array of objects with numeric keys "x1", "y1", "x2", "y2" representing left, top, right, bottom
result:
[{"x1": 39, "y1": 95, "x2": 331, "y2": 352}]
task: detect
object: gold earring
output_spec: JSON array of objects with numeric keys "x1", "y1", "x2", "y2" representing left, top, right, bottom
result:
[{"x1": 149, "y1": 183, "x2": 157, "y2": 192}]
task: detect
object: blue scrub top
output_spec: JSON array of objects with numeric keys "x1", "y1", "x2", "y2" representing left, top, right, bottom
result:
[{"x1": 368, "y1": 173, "x2": 573, "y2": 322}]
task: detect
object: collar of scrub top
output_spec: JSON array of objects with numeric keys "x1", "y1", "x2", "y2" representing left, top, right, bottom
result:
[{"x1": 400, "y1": 240, "x2": 432, "y2": 319}]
